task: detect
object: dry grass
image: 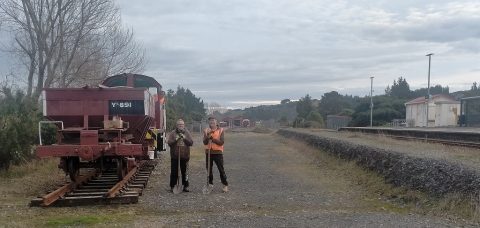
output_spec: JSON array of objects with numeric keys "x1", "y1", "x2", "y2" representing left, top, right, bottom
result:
[
  {"x1": 281, "y1": 136, "x2": 480, "y2": 222},
  {"x1": 0, "y1": 158, "x2": 64, "y2": 201},
  {"x1": 252, "y1": 126, "x2": 273, "y2": 134}
]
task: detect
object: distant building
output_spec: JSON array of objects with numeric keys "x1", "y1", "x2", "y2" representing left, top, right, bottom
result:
[
  {"x1": 326, "y1": 115, "x2": 352, "y2": 130},
  {"x1": 460, "y1": 96, "x2": 480, "y2": 127},
  {"x1": 405, "y1": 94, "x2": 460, "y2": 127}
]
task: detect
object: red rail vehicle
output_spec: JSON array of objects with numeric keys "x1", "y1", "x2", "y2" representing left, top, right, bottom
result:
[{"x1": 36, "y1": 73, "x2": 166, "y2": 181}]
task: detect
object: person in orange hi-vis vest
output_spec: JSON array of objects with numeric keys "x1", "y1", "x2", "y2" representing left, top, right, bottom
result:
[{"x1": 203, "y1": 116, "x2": 229, "y2": 192}]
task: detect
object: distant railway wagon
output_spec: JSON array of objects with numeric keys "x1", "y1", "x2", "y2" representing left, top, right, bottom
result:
[
  {"x1": 36, "y1": 73, "x2": 166, "y2": 181},
  {"x1": 460, "y1": 96, "x2": 480, "y2": 127}
]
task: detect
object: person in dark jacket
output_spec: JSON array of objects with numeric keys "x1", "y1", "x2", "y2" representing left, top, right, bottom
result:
[{"x1": 167, "y1": 119, "x2": 193, "y2": 192}]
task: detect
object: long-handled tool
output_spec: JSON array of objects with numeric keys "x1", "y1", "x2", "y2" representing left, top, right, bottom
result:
[
  {"x1": 202, "y1": 142, "x2": 212, "y2": 194},
  {"x1": 173, "y1": 147, "x2": 183, "y2": 194}
]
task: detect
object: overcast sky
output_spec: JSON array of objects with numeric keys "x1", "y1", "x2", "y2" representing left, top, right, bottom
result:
[{"x1": 2, "y1": 1, "x2": 480, "y2": 108}]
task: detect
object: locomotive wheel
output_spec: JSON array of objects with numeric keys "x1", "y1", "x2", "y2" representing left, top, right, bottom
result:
[
  {"x1": 67, "y1": 157, "x2": 80, "y2": 182},
  {"x1": 116, "y1": 158, "x2": 127, "y2": 180},
  {"x1": 94, "y1": 157, "x2": 105, "y2": 174}
]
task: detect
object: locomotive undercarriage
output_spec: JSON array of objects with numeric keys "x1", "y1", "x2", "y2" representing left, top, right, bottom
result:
[{"x1": 58, "y1": 156, "x2": 136, "y2": 181}]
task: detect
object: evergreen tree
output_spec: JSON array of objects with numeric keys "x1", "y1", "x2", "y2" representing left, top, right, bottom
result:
[
  {"x1": 350, "y1": 95, "x2": 406, "y2": 127},
  {"x1": 165, "y1": 86, "x2": 206, "y2": 130},
  {"x1": 280, "y1": 99, "x2": 291, "y2": 104},
  {"x1": 471, "y1": 82, "x2": 478, "y2": 91},
  {"x1": 411, "y1": 85, "x2": 449, "y2": 98},
  {"x1": 296, "y1": 94, "x2": 313, "y2": 119},
  {"x1": 306, "y1": 111, "x2": 325, "y2": 127},
  {"x1": 0, "y1": 88, "x2": 39, "y2": 170},
  {"x1": 318, "y1": 91, "x2": 350, "y2": 118},
  {"x1": 465, "y1": 82, "x2": 480, "y2": 97},
  {"x1": 388, "y1": 77, "x2": 411, "y2": 98}
]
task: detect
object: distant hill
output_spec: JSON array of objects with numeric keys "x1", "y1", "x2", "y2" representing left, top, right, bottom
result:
[
  {"x1": 450, "y1": 89, "x2": 480, "y2": 100},
  {"x1": 222, "y1": 101, "x2": 298, "y2": 122}
]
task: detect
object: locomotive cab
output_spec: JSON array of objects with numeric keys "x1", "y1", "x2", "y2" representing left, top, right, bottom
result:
[{"x1": 102, "y1": 73, "x2": 167, "y2": 153}]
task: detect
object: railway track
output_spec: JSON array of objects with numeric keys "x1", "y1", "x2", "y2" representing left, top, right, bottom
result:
[
  {"x1": 340, "y1": 130, "x2": 480, "y2": 149},
  {"x1": 30, "y1": 159, "x2": 157, "y2": 207},
  {"x1": 381, "y1": 134, "x2": 480, "y2": 149}
]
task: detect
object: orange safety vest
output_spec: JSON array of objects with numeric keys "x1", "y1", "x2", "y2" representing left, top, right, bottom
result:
[{"x1": 205, "y1": 127, "x2": 224, "y2": 152}]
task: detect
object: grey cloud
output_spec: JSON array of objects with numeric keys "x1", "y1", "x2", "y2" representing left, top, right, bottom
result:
[
  {"x1": 361, "y1": 2, "x2": 480, "y2": 45},
  {"x1": 449, "y1": 39, "x2": 480, "y2": 53},
  {"x1": 2, "y1": 0, "x2": 479, "y2": 108},
  {"x1": 365, "y1": 18, "x2": 480, "y2": 43}
]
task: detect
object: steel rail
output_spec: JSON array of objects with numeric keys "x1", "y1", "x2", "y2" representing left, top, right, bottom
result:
[
  {"x1": 41, "y1": 169, "x2": 98, "y2": 206},
  {"x1": 342, "y1": 130, "x2": 480, "y2": 149}
]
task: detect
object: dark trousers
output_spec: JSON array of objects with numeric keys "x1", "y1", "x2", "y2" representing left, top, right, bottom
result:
[
  {"x1": 170, "y1": 158, "x2": 189, "y2": 188},
  {"x1": 206, "y1": 153, "x2": 228, "y2": 186}
]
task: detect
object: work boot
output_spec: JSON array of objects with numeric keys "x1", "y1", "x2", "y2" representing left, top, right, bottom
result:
[
  {"x1": 222, "y1": 185, "x2": 229, "y2": 193},
  {"x1": 183, "y1": 187, "x2": 190, "y2": 192}
]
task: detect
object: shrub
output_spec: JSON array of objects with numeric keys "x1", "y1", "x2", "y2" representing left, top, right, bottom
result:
[{"x1": 0, "y1": 88, "x2": 39, "y2": 170}]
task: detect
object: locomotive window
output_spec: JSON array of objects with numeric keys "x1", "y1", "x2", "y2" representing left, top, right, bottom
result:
[
  {"x1": 105, "y1": 76, "x2": 127, "y2": 87},
  {"x1": 134, "y1": 77, "x2": 152, "y2": 88}
]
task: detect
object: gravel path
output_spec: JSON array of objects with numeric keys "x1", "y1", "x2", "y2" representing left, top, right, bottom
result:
[{"x1": 135, "y1": 131, "x2": 472, "y2": 227}]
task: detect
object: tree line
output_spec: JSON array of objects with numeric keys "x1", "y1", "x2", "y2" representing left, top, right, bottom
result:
[
  {"x1": 165, "y1": 86, "x2": 206, "y2": 131},
  {"x1": 240, "y1": 77, "x2": 478, "y2": 128},
  {"x1": 295, "y1": 77, "x2": 453, "y2": 127}
]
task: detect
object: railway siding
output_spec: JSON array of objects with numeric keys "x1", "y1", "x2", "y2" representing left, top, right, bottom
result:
[
  {"x1": 340, "y1": 127, "x2": 480, "y2": 143},
  {"x1": 278, "y1": 129, "x2": 480, "y2": 198}
]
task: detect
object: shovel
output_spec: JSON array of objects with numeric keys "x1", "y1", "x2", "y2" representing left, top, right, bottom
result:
[
  {"x1": 173, "y1": 149, "x2": 183, "y2": 194},
  {"x1": 202, "y1": 143, "x2": 213, "y2": 194}
]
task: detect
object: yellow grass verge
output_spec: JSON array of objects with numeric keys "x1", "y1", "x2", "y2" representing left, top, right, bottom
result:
[{"x1": 282, "y1": 137, "x2": 480, "y2": 222}]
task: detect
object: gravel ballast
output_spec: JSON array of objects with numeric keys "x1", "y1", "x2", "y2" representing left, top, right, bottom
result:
[{"x1": 134, "y1": 131, "x2": 472, "y2": 227}]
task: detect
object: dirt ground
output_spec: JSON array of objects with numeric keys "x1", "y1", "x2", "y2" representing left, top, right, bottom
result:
[
  {"x1": 0, "y1": 131, "x2": 476, "y2": 227},
  {"x1": 134, "y1": 131, "x2": 474, "y2": 227}
]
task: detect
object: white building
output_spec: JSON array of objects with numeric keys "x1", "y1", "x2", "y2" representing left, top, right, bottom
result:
[{"x1": 405, "y1": 94, "x2": 460, "y2": 127}]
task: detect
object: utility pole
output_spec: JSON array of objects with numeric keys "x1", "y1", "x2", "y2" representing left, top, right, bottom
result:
[
  {"x1": 370, "y1": 76, "x2": 374, "y2": 127},
  {"x1": 426, "y1": 53, "x2": 433, "y2": 127}
]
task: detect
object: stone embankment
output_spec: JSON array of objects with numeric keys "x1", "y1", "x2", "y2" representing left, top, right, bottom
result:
[{"x1": 278, "y1": 129, "x2": 480, "y2": 198}]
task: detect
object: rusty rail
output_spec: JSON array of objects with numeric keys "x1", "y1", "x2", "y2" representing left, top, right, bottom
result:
[
  {"x1": 105, "y1": 164, "x2": 140, "y2": 198},
  {"x1": 31, "y1": 160, "x2": 157, "y2": 207},
  {"x1": 41, "y1": 169, "x2": 97, "y2": 206}
]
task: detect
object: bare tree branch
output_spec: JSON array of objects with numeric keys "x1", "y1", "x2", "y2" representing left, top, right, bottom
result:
[{"x1": 0, "y1": 0, "x2": 146, "y2": 98}]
